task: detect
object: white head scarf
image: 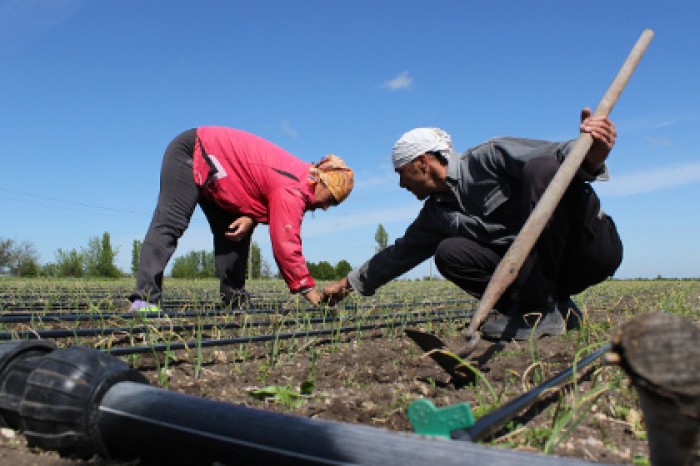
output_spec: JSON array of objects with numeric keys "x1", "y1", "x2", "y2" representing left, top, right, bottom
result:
[{"x1": 391, "y1": 127, "x2": 454, "y2": 169}]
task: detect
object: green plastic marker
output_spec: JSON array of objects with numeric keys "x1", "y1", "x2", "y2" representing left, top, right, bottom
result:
[{"x1": 407, "y1": 398, "x2": 475, "y2": 439}]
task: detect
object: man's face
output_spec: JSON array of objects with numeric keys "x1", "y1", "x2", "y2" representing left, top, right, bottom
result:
[{"x1": 396, "y1": 155, "x2": 430, "y2": 200}]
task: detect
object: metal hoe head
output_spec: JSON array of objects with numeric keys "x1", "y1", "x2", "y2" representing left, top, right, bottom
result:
[{"x1": 462, "y1": 329, "x2": 481, "y2": 355}]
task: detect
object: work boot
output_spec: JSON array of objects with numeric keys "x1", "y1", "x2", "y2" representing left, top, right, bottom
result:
[
  {"x1": 480, "y1": 306, "x2": 565, "y2": 341},
  {"x1": 557, "y1": 297, "x2": 584, "y2": 330},
  {"x1": 222, "y1": 289, "x2": 251, "y2": 309}
]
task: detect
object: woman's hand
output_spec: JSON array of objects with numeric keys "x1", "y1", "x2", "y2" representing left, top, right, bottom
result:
[
  {"x1": 303, "y1": 288, "x2": 323, "y2": 306},
  {"x1": 225, "y1": 216, "x2": 256, "y2": 242}
]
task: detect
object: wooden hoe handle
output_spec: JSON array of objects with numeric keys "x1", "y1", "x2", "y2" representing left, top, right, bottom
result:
[{"x1": 463, "y1": 29, "x2": 655, "y2": 350}]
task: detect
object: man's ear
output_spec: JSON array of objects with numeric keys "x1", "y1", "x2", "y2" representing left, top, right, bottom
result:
[
  {"x1": 417, "y1": 153, "x2": 429, "y2": 172},
  {"x1": 421, "y1": 153, "x2": 438, "y2": 175}
]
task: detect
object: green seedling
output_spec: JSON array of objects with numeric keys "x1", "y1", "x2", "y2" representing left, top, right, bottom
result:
[{"x1": 248, "y1": 385, "x2": 306, "y2": 410}]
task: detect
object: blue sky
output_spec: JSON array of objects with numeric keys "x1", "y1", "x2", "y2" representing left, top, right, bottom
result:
[{"x1": 2, "y1": 1, "x2": 699, "y2": 280}]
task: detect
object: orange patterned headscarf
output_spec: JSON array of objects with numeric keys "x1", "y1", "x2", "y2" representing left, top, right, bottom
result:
[{"x1": 308, "y1": 154, "x2": 354, "y2": 203}]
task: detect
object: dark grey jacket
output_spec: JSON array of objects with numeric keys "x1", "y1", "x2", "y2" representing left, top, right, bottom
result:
[{"x1": 347, "y1": 137, "x2": 609, "y2": 296}]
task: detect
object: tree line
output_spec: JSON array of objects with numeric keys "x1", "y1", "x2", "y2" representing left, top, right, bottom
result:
[
  {"x1": 0, "y1": 233, "x2": 121, "y2": 278},
  {"x1": 0, "y1": 223, "x2": 392, "y2": 280}
]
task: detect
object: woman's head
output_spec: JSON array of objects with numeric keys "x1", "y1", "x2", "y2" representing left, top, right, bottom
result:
[{"x1": 309, "y1": 154, "x2": 354, "y2": 208}]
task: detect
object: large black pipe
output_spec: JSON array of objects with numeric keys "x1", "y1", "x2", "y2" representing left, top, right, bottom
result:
[
  {"x1": 0, "y1": 340, "x2": 147, "y2": 457},
  {"x1": 0, "y1": 340, "x2": 57, "y2": 429},
  {"x1": 0, "y1": 341, "x2": 592, "y2": 465},
  {"x1": 97, "y1": 381, "x2": 593, "y2": 466}
]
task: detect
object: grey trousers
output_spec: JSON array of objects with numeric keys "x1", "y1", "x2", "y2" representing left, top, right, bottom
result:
[
  {"x1": 434, "y1": 157, "x2": 623, "y2": 311},
  {"x1": 130, "y1": 129, "x2": 251, "y2": 304}
]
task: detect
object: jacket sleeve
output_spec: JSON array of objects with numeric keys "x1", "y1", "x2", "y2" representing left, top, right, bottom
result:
[
  {"x1": 267, "y1": 187, "x2": 316, "y2": 293},
  {"x1": 347, "y1": 202, "x2": 443, "y2": 296},
  {"x1": 482, "y1": 137, "x2": 610, "y2": 183}
]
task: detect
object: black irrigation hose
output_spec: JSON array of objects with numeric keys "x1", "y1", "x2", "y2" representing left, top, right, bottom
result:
[
  {"x1": 0, "y1": 298, "x2": 218, "y2": 312},
  {"x1": 1, "y1": 299, "x2": 232, "y2": 313},
  {"x1": 0, "y1": 300, "x2": 474, "y2": 324},
  {"x1": 0, "y1": 308, "x2": 473, "y2": 341},
  {"x1": 0, "y1": 309, "x2": 238, "y2": 324},
  {"x1": 453, "y1": 343, "x2": 612, "y2": 442},
  {"x1": 104, "y1": 312, "x2": 475, "y2": 356},
  {"x1": 341, "y1": 298, "x2": 472, "y2": 311},
  {"x1": 0, "y1": 299, "x2": 475, "y2": 323},
  {"x1": 0, "y1": 305, "x2": 328, "y2": 321},
  {"x1": 0, "y1": 289, "x2": 285, "y2": 299},
  {"x1": 0, "y1": 306, "x2": 313, "y2": 324}
]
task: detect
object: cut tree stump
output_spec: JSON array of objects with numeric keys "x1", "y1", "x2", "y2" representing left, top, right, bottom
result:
[{"x1": 609, "y1": 312, "x2": 699, "y2": 466}]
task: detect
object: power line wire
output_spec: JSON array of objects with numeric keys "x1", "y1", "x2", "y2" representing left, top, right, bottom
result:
[{"x1": 0, "y1": 186, "x2": 149, "y2": 217}]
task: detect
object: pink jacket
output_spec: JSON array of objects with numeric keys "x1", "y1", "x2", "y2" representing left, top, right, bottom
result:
[{"x1": 192, "y1": 126, "x2": 316, "y2": 292}]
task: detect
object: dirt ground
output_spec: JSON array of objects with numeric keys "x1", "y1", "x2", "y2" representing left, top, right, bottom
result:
[{"x1": 0, "y1": 297, "x2": 656, "y2": 465}]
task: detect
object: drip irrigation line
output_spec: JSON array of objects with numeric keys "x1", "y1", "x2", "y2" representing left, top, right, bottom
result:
[
  {"x1": 1, "y1": 297, "x2": 470, "y2": 315},
  {"x1": 104, "y1": 312, "x2": 474, "y2": 356},
  {"x1": 453, "y1": 343, "x2": 612, "y2": 442},
  {"x1": 0, "y1": 289, "x2": 286, "y2": 299},
  {"x1": 0, "y1": 309, "x2": 238, "y2": 324},
  {"x1": 1, "y1": 299, "x2": 230, "y2": 313},
  {"x1": 340, "y1": 298, "x2": 472, "y2": 311},
  {"x1": 1, "y1": 299, "x2": 214, "y2": 312},
  {"x1": 0, "y1": 300, "x2": 474, "y2": 324},
  {"x1": 0, "y1": 307, "x2": 321, "y2": 324},
  {"x1": 0, "y1": 308, "x2": 473, "y2": 341}
]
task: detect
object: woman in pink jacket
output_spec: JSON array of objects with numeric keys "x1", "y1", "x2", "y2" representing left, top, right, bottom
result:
[{"x1": 129, "y1": 127, "x2": 354, "y2": 310}]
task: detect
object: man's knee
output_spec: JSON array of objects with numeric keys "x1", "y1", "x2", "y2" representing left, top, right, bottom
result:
[
  {"x1": 434, "y1": 238, "x2": 498, "y2": 298},
  {"x1": 434, "y1": 237, "x2": 498, "y2": 278},
  {"x1": 434, "y1": 238, "x2": 462, "y2": 274}
]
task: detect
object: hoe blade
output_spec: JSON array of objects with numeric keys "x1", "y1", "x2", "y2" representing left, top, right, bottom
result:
[{"x1": 405, "y1": 329, "x2": 471, "y2": 383}]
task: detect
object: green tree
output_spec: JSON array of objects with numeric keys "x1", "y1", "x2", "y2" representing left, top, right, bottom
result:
[
  {"x1": 40, "y1": 262, "x2": 59, "y2": 278},
  {"x1": 55, "y1": 248, "x2": 85, "y2": 277},
  {"x1": 0, "y1": 238, "x2": 41, "y2": 276},
  {"x1": 11, "y1": 242, "x2": 40, "y2": 277},
  {"x1": 306, "y1": 262, "x2": 317, "y2": 279},
  {"x1": 315, "y1": 261, "x2": 335, "y2": 280},
  {"x1": 0, "y1": 238, "x2": 13, "y2": 273},
  {"x1": 335, "y1": 260, "x2": 352, "y2": 278},
  {"x1": 84, "y1": 232, "x2": 121, "y2": 278},
  {"x1": 84, "y1": 236, "x2": 100, "y2": 277},
  {"x1": 260, "y1": 258, "x2": 272, "y2": 278},
  {"x1": 16, "y1": 258, "x2": 40, "y2": 277},
  {"x1": 200, "y1": 250, "x2": 216, "y2": 277},
  {"x1": 250, "y1": 242, "x2": 262, "y2": 279},
  {"x1": 171, "y1": 252, "x2": 199, "y2": 278},
  {"x1": 171, "y1": 250, "x2": 216, "y2": 278},
  {"x1": 131, "y1": 240, "x2": 142, "y2": 276},
  {"x1": 374, "y1": 224, "x2": 388, "y2": 253},
  {"x1": 308, "y1": 260, "x2": 352, "y2": 280},
  {"x1": 99, "y1": 232, "x2": 122, "y2": 277}
]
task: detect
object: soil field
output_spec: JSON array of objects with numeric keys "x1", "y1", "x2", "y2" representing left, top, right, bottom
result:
[{"x1": 0, "y1": 278, "x2": 698, "y2": 465}]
